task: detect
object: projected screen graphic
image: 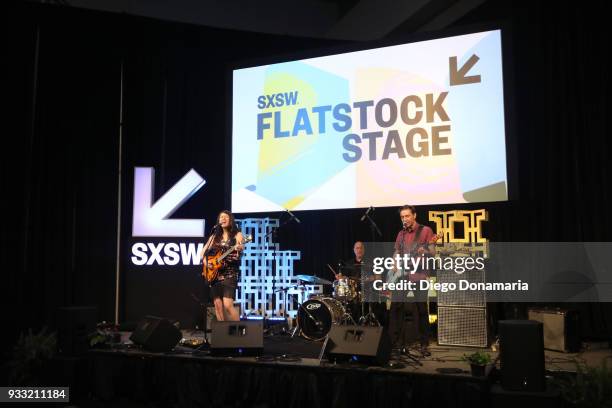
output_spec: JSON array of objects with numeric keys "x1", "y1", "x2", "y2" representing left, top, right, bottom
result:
[{"x1": 232, "y1": 30, "x2": 507, "y2": 213}]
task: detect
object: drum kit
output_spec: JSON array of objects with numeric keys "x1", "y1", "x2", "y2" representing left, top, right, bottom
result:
[{"x1": 284, "y1": 263, "x2": 381, "y2": 341}]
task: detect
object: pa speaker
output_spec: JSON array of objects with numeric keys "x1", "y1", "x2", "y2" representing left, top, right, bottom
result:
[
  {"x1": 528, "y1": 309, "x2": 580, "y2": 352},
  {"x1": 210, "y1": 320, "x2": 263, "y2": 356},
  {"x1": 326, "y1": 325, "x2": 391, "y2": 366},
  {"x1": 57, "y1": 306, "x2": 97, "y2": 355},
  {"x1": 499, "y1": 320, "x2": 545, "y2": 391},
  {"x1": 130, "y1": 316, "x2": 182, "y2": 352}
]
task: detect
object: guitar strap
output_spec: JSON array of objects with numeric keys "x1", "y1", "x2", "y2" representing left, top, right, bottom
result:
[
  {"x1": 408, "y1": 225, "x2": 425, "y2": 274},
  {"x1": 399, "y1": 224, "x2": 425, "y2": 255}
]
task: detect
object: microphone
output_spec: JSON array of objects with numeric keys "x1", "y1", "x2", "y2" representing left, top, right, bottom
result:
[
  {"x1": 209, "y1": 222, "x2": 221, "y2": 235},
  {"x1": 402, "y1": 221, "x2": 409, "y2": 230},
  {"x1": 285, "y1": 208, "x2": 301, "y2": 224},
  {"x1": 360, "y1": 206, "x2": 374, "y2": 222}
]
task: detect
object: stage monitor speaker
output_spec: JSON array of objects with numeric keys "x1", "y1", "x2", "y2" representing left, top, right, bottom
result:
[
  {"x1": 528, "y1": 309, "x2": 580, "y2": 353},
  {"x1": 326, "y1": 325, "x2": 391, "y2": 366},
  {"x1": 57, "y1": 306, "x2": 97, "y2": 355},
  {"x1": 129, "y1": 316, "x2": 182, "y2": 352},
  {"x1": 210, "y1": 320, "x2": 263, "y2": 356},
  {"x1": 499, "y1": 320, "x2": 545, "y2": 392}
]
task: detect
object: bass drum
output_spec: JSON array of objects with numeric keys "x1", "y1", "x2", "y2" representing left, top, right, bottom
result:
[{"x1": 297, "y1": 297, "x2": 346, "y2": 341}]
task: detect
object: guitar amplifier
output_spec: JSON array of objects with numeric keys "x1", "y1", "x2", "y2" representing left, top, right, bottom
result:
[
  {"x1": 438, "y1": 306, "x2": 488, "y2": 347},
  {"x1": 527, "y1": 309, "x2": 580, "y2": 352}
]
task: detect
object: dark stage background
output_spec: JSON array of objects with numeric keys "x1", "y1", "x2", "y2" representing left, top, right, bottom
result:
[{"x1": 4, "y1": 0, "x2": 612, "y2": 357}]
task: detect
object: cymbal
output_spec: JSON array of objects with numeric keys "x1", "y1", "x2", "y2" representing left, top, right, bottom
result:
[{"x1": 295, "y1": 274, "x2": 333, "y2": 285}]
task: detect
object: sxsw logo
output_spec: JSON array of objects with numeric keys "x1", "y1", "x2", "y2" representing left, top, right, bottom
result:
[
  {"x1": 132, "y1": 167, "x2": 206, "y2": 237},
  {"x1": 131, "y1": 167, "x2": 206, "y2": 266}
]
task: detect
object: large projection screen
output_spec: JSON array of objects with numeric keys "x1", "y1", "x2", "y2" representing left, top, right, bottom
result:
[{"x1": 232, "y1": 29, "x2": 507, "y2": 213}]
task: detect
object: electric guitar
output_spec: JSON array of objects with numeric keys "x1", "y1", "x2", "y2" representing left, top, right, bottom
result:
[{"x1": 202, "y1": 234, "x2": 252, "y2": 282}]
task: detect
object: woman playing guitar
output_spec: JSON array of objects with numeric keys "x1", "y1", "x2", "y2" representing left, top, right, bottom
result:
[{"x1": 200, "y1": 210, "x2": 244, "y2": 321}]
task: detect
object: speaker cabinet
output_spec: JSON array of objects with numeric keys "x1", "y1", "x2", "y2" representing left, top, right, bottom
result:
[
  {"x1": 528, "y1": 309, "x2": 580, "y2": 352},
  {"x1": 130, "y1": 316, "x2": 182, "y2": 352},
  {"x1": 57, "y1": 306, "x2": 97, "y2": 355},
  {"x1": 438, "y1": 306, "x2": 488, "y2": 347},
  {"x1": 499, "y1": 320, "x2": 545, "y2": 392},
  {"x1": 210, "y1": 320, "x2": 263, "y2": 356},
  {"x1": 326, "y1": 325, "x2": 391, "y2": 366}
]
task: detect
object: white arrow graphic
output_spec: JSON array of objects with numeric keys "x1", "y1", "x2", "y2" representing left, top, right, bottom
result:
[{"x1": 132, "y1": 167, "x2": 206, "y2": 237}]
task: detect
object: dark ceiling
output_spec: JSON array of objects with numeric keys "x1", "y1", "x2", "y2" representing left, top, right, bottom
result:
[{"x1": 35, "y1": 0, "x2": 487, "y2": 40}]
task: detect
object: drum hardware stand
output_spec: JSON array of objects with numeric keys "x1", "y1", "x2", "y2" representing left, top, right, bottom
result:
[
  {"x1": 357, "y1": 276, "x2": 381, "y2": 326},
  {"x1": 358, "y1": 303, "x2": 380, "y2": 326},
  {"x1": 318, "y1": 334, "x2": 330, "y2": 362},
  {"x1": 330, "y1": 261, "x2": 359, "y2": 325},
  {"x1": 290, "y1": 322, "x2": 301, "y2": 338},
  {"x1": 278, "y1": 282, "x2": 321, "y2": 338},
  {"x1": 274, "y1": 282, "x2": 307, "y2": 336},
  {"x1": 335, "y1": 262, "x2": 357, "y2": 326},
  {"x1": 340, "y1": 306, "x2": 357, "y2": 325}
]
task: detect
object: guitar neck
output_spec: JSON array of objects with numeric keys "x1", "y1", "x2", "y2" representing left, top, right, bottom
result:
[
  {"x1": 216, "y1": 236, "x2": 252, "y2": 261},
  {"x1": 218, "y1": 245, "x2": 239, "y2": 262}
]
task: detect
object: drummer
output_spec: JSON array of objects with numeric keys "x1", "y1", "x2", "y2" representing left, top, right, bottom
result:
[
  {"x1": 338, "y1": 241, "x2": 366, "y2": 281},
  {"x1": 337, "y1": 241, "x2": 388, "y2": 326}
]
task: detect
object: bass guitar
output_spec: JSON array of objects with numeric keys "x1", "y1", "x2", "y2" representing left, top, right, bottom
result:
[{"x1": 386, "y1": 232, "x2": 443, "y2": 284}]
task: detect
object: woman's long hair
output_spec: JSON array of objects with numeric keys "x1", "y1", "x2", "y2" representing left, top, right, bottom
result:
[{"x1": 212, "y1": 210, "x2": 240, "y2": 243}]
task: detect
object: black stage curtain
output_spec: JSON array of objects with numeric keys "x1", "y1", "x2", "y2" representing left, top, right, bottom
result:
[
  {"x1": 2, "y1": 1, "x2": 337, "y2": 355},
  {"x1": 88, "y1": 351, "x2": 488, "y2": 408},
  {"x1": 4, "y1": 0, "x2": 612, "y2": 360}
]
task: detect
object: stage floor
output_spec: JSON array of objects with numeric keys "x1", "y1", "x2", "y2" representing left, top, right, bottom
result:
[{"x1": 115, "y1": 329, "x2": 610, "y2": 375}]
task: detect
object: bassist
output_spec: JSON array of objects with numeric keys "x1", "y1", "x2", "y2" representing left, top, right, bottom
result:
[{"x1": 388, "y1": 205, "x2": 436, "y2": 355}]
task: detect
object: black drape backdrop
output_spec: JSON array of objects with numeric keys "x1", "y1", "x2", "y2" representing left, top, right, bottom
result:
[{"x1": 4, "y1": 0, "x2": 612, "y2": 357}]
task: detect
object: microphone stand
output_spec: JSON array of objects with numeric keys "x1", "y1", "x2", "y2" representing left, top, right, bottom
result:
[
  {"x1": 199, "y1": 222, "x2": 219, "y2": 339},
  {"x1": 189, "y1": 293, "x2": 210, "y2": 350},
  {"x1": 362, "y1": 211, "x2": 382, "y2": 242},
  {"x1": 395, "y1": 227, "x2": 424, "y2": 366},
  {"x1": 359, "y1": 208, "x2": 383, "y2": 325}
]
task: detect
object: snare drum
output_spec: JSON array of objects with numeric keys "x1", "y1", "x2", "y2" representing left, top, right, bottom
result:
[
  {"x1": 297, "y1": 297, "x2": 346, "y2": 341},
  {"x1": 333, "y1": 277, "x2": 358, "y2": 302}
]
